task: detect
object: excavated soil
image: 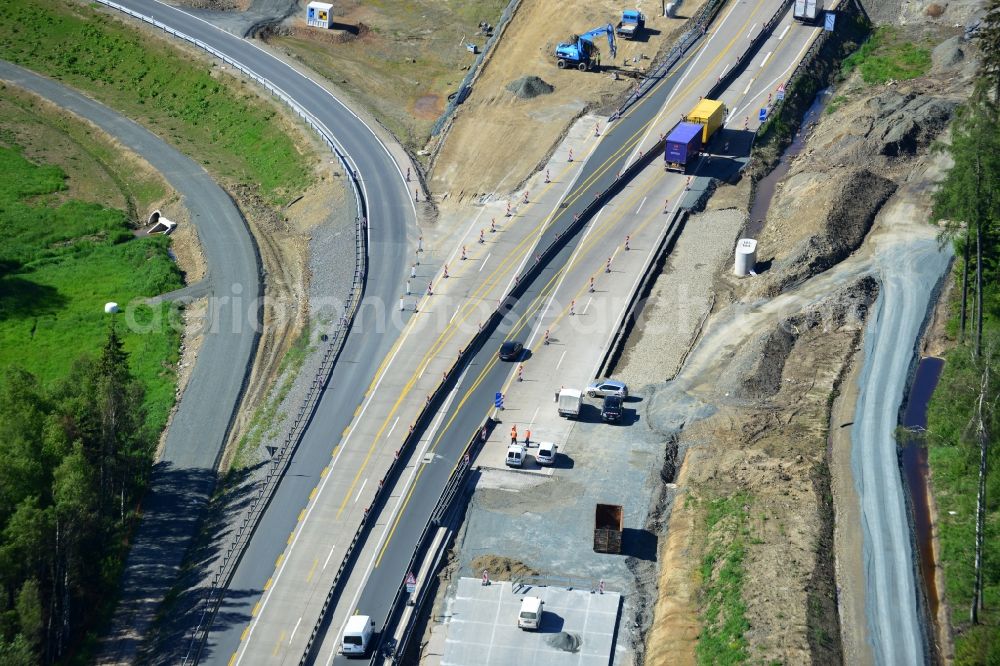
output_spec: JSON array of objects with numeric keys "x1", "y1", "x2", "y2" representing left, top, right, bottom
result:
[
  {"x1": 638, "y1": 18, "x2": 976, "y2": 666},
  {"x1": 428, "y1": 0, "x2": 707, "y2": 202}
]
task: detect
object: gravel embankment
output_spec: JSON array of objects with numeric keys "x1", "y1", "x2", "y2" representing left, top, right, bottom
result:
[{"x1": 616, "y1": 208, "x2": 746, "y2": 388}]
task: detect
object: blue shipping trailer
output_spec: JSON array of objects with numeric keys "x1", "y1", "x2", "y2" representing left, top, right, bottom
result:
[{"x1": 664, "y1": 122, "x2": 703, "y2": 173}]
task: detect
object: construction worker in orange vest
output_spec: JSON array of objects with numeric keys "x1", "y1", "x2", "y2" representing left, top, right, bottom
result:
[
  {"x1": 525, "y1": 429, "x2": 531, "y2": 445},
  {"x1": 510, "y1": 425, "x2": 518, "y2": 444}
]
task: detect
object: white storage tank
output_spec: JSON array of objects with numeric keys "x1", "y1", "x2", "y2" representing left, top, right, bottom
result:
[{"x1": 734, "y1": 238, "x2": 757, "y2": 276}]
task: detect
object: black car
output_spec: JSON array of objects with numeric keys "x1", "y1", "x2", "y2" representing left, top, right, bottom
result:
[
  {"x1": 601, "y1": 395, "x2": 623, "y2": 423},
  {"x1": 498, "y1": 340, "x2": 523, "y2": 361}
]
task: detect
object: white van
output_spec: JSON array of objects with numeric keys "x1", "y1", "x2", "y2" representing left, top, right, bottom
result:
[
  {"x1": 518, "y1": 596, "x2": 543, "y2": 630},
  {"x1": 536, "y1": 441, "x2": 557, "y2": 465},
  {"x1": 341, "y1": 614, "x2": 374, "y2": 657},
  {"x1": 506, "y1": 444, "x2": 525, "y2": 467}
]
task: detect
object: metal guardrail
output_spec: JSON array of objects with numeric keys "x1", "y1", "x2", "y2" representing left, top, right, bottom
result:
[
  {"x1": 353, "y1": 3, "x2": 853, "y2": 661},
  {"x1": 612, "y1": 0, "x2": 727, "y2": 119},
  {"x1": 371, "y1": 419, "x2": 495, "y2": 664},
  {"x1": 87, "y1": 2, "x2": 371, "y2": 663}
]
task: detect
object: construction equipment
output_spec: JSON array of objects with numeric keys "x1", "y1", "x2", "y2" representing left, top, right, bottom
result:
[
  {"x1": 594, "y1": 503, "x2": 623, "y2": 553},
  {"x1": 555, "y1": 24, "x2": 617, "y2": 71},
  {"x1": 615, "y1": 9, "x2": 645, "y2": 39}
]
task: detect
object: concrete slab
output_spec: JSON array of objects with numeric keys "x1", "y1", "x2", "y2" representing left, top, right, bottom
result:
[{"x1": 442, "y1": 578, "x2": 622, "y2": 666}]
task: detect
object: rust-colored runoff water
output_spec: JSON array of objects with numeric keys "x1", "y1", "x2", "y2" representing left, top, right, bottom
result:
[
  {"x1": 901, "y1": 356, "x2": 945, "y2": 627},
  {"x1": 747, "y1": 88, "x2": 832, "y2": 239}
]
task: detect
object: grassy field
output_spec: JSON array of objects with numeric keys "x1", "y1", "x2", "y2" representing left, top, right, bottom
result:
[
  {"x1": 0, "y1": 0, "x2": 312, "y2": 205},
  {"x1": 694, "y1": 493, "x2": 751, "y2": 665},
  {"x1": 841, "y1": 26, "x2": 932, "y2": 85},
  {"x1": 268, "y1": 0, "x2": 507, "y2": 152},
  {"x1": 927, "y1": 328, "x2": 1000, "y2": 664},
  {"x1": 0, "y1": 86, "x2": 183, "y2": 431}
]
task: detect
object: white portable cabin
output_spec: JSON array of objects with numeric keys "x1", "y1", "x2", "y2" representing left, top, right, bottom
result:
[{"x1": 306, "y1": 1, "x2": 334, "y2": 28}]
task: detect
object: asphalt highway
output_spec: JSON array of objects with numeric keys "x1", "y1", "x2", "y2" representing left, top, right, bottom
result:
[
  {"x1": 94, "y1": 0, "x2": 417, "y2": 660},
  {"x1": 311, "y1": 3, "x2": 798, "y2": 662}
]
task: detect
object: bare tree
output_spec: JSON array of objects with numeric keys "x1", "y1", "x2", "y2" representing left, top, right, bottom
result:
[{"x1": 970, "y1": 347, "x2": 994, "y2": 623}]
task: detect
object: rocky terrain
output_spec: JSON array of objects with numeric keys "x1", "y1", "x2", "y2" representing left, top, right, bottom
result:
[{"x1": 622, "y1": 10, "x2": 980, "y2": 665}]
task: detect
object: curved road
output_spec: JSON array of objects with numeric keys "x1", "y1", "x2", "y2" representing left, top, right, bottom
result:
[
  {"x1": 87, "y1": 0, "x2": 417, "y2": 661},
  {"x1": 853, "y1": 233, "x2": 950, "y2": 666},
  {"x1": 0, "y1": 60, "x2": 263, "y2": 661}
]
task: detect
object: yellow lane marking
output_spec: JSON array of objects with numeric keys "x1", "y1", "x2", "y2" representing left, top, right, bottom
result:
[
  {"x1": 272, "y1": 630, "x2": 287, "y2": 656},
  {"x1": 264, "y1": 577, "x2": 273, "y2": 591},
  {"x1": 306, "y1": 557, "x2": 319, "y2": 583},
  {"x1": 252, "y1": 601, "x2": 261, "y2": 617}
]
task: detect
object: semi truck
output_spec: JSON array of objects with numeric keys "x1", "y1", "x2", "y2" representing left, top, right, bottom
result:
[
  {"x1": 594, "y1": 503, "x2": 623, "y2": 553},
  {"x1": 664, "y1": 98, "x2": 727, "y2": 173},
  {"x1": 615, "y1": 10, "x2": 645, "y2": 39},
  {"x1": 793, "y1": 0, "x2": 824, "y2": 23}
]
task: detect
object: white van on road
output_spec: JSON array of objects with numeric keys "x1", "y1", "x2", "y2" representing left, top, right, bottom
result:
[{"x1": 341, "y1": 614, "x2": 375, "y2": 657}]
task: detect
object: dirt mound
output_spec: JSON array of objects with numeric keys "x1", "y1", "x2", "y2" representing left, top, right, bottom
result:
[
  {"x1": 505, "y1": 75, "x2": 554, "y2": 99},
  {"x1": 469, "y1": 555, "x2": 538, "y2": 580},
  {"x1": 864, "y1": 91, "x2": 958, "y2": 157},
  {"x1": 753, "y1": 168, "x2": 896, "y2": 297},
  {"x1": 547, "y1": 632, "x2": 582, "y2": 652}
]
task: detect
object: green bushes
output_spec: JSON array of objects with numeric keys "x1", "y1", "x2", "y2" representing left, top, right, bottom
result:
[
  {"x1": 840, "y1": 26, "x2": 932, "y2": 85},
  {"x1": 0, "y1": 0, "x2": 312, "y2": 205}
]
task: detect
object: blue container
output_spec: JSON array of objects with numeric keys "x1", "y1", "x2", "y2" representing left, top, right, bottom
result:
[{"x1": 664, "y1": 122, "x2": 704, "y2": 172}]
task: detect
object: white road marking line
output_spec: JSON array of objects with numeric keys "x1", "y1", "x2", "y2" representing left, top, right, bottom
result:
[
  {"x1": 746, "y1": 23, "x2": 757, "y2": 38},
  {"x1": 329, "y1": 370, "x2": 467, "y2": 666},
  {"x1": 583, "y1": 297, "x2": 593, "y2": 315},
  {"x1": 635, "y1": 197, "x2": 646, "y2": 215},
  {"x1": 526, "y1": 209, "x2": 601, "y2": 348},
  {"x1": 627, "y1": 0, "x2": 744, "y2": 166},
  {"x1": 610, "y1": 245, "x2": 621, "y2": 263},
  {"x1": 322, "y1": 543, "x2": 337, "y2": 570},
  {"x1": 742, "y1": 79, "x2": 754, "y2": 95},
  {"x1": 386, "y1": 416, "x2": 399, "y2": 438},
  {"x1": 556, "y1": 350, "x2": 567, "y2": 369},
  {"x1": 479, "y1": 253, "x2": 491, "y2": 272},
  {"x1": 232, "y1": 264, "x2": 422, "y2": 662},
  {"x1": 732, "y1": 37, "x2": 815, "y2": 124},
  {"x1": 288, "y1": 617, "x2": 301, "y2": 645},
  {"x1": 354, "y1": 478, "x2": 368, "y2": 504},
  {"x1": 450, "y1": 309, "x2": 458, "y2": 324},
  {"x1": 528, "y1": 406, "x2": 539, "y2": 428},
  {"x1": 779, "y1": 24, "x2": 790, "y2": 40},
  {"x1": 759, "y1": 50, "x2": 772, "y2": 68}
]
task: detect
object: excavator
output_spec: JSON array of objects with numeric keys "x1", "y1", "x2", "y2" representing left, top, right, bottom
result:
[{"x1": 554, "y1": 23, "x2": 617, "y2": 71}]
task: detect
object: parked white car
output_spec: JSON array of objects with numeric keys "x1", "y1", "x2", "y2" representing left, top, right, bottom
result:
[{"x1": 586, "y1": 379, "x2": 628, "y2": 398}]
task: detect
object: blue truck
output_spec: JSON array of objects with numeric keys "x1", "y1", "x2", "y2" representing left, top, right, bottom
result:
[
  {"x1": 664, "y1": 122, "x2": 704, "y2": 173},
  {"x1": 615, "y1": 10, "x2": 645, "y2": 39},
  {"x1": 555, "y1": 24, "x2": 617, "y2": 71}
]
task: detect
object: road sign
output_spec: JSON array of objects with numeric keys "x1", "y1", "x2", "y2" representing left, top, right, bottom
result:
[
  {"x1": 776, "y1": 83, "x2": 786, "y2": 101},
  {"x1": 494, "y1": 392, "x2": 504, "y2": 409},
  {"x1": 405, "y1": 572, "x2": 416, "y2": 595},
  {"x1": 758, "y1": 107, "x2": 768, "y2": 122},
  {"x1": 824, "y1": 12, "x2": 836, "y2": 31}
]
